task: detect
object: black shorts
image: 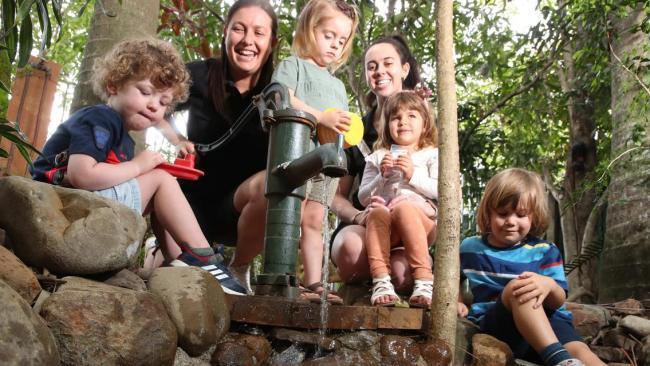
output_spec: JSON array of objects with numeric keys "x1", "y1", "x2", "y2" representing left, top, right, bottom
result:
[
  {"x1": 186, "y1": 189, "x2": 240, "y2": 246},
  {"x1": 480, "y1": 297, "x2": 583, "y2": 362}
]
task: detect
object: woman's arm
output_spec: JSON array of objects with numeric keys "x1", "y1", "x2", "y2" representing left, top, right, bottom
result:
[
  {"x1": 331, "y1": 175, "x2": 362, "y2": 224},
  {"x1": 357, "y1": 158, "x2": 384, "y2": 207}
]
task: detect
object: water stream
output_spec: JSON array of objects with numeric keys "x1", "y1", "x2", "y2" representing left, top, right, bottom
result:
[{"x1": 315, "y1": 176, "x2": 333, "y2": 357}]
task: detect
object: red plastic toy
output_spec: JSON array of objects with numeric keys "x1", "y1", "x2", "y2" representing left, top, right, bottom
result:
[{"x1": 157, "y1": 154, "x2": 205, "y2": 181}]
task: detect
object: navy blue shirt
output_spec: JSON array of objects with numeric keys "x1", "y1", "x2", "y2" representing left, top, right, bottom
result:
[{"x1": 31, "y1": 105, "x2": 135, "y2": 183}]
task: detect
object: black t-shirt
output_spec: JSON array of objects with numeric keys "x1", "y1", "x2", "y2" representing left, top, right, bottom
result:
[
  {"x1": 177, "y1": 59, "x2": 269, "y2": 202},
  {"x1": 344, "y1": 107, "x2": 379, "y2": 210},
  {"x1": 31, "y1": 105, "x2": 135, "y2": 183}
]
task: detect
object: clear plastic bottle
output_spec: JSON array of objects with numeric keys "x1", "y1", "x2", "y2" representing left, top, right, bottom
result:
[{"x1": 388, "y1": 144, "x2": 408, "y2": 200}]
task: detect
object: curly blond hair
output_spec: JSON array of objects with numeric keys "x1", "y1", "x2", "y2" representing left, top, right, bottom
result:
[{"x1": 91, "y1": 38, "x2": 190, "y2": 108}]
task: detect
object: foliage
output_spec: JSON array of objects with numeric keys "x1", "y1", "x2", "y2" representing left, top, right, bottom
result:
[
  {"x1": 0, "y1": 0, "x2": 69, "y2": 162},
  {"x1": 5, "y1": 0, "x2": 648, "y2": 217}
]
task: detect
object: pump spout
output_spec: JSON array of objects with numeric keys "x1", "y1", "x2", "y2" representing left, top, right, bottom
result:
[{"x1": 272, "y1": 142, "x2": 347, "y2": 191}]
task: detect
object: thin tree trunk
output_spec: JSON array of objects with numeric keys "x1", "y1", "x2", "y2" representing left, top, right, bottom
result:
[
  {"x1": 429, "y1": 0, "x2": 461, "y2": 357},
  {"x1": 70, "y1": 0, "x2": 160, "y2": 151},
  {"x1": 599, "y1": 4, "x2": 650, "y2": 302}
]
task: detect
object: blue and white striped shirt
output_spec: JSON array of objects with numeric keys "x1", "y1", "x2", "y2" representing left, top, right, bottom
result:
[{"x1": 460, "y1": 235, "x2": 572, "y2": 323}]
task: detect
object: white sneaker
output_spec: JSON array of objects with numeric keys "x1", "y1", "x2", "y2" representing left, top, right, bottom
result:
[
  {"x1": 555, "y1": 359, "x2": 584, "y2": 366},
  {"x1": 228, "y1": 260, "x2": 253, "y2": 295}
]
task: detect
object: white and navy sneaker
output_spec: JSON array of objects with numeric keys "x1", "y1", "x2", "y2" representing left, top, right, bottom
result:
[{"x1": 170, "y1": 243, "x2": 248, "y2": 296}]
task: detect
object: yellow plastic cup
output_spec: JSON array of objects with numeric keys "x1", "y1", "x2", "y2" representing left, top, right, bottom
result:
[{"x1": 317, "y1": 108, "x2": 364, "y2": 148}]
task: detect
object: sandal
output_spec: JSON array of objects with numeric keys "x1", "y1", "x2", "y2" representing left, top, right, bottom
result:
[
  {"x1": 371, "y1": 276, "x2": 398, "y2": 306},
  {"x1": 300, "y1": 282, "x2": 344, "y2": 305},
  {"x1": 408, "y1": 279, "x2": 433, "y2": 308}
]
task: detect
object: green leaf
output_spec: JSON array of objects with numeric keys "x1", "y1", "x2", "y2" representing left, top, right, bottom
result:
[
  {"x1": 16, "y1": 0, "x2": 37, "y2": 23},
  {"x1": 2, "y1": 0, "x2": 18, "y2": 62},
  {"x1": 36, "y1": 0, "x2": 51, "y2": 50},
  {"x1": 17, "y1": 14, "x2": 32, "y2": 67},
  {"x1": 51, "y1": 0, "x2": 63, "y2": 28},
  {"x1": 0, "y1": 148, "x2": 8, "y2": 158}
]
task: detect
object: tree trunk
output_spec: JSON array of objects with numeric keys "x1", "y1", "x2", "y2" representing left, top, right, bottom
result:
[
  {"x1": 70, "y1": 0, "x2": 160, "y2": 151},
  {"x1": 429, "y1": 0, "x2": 461, "y2": 358},
  {"x1": 599, "y1": 4, "x2": 650, "y2": 303}
]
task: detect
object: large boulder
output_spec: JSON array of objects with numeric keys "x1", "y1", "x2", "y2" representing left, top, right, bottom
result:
[
  {"x1": 0, "y1": 245, "x2": 41, "y2": 303},
  {"x1": 0, "y1": 176, "x2": 146, "y2": 275},
  {"x1": 148, "y1": 267, "x2": 230, "y2": 357},
  {"x1": 39, "y1": 277, "x2": 177, "y2": 365},
  {"x1": 0, "y1": 280, "x2": 60, "y2": 365}
]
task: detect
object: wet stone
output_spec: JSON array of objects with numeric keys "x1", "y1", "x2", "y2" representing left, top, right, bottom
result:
[
  {"x1": 302, "y1": 349, "x2": 380, "y2": 366},
  {"x1": 336, "y1": 330, "x2": 380, "y2": 350},
  {"x1": 379, "y1": 335, "x2": 423, "y2": 365},
  {"x1": 271, "y1": 328, "x2": 338, "y2": 351},
  {"x1": 234, "y1": 334, "x2": 272, "y2": 365},
  {"x1": 212, "y1": 340, "x2": 255, "y2": 366},
  {"x1": 268, "y1": 344, "x2": 306, "y2": 366},
  {"x1": 419, "y1": 338, "x2": 453, "y2": 366}
]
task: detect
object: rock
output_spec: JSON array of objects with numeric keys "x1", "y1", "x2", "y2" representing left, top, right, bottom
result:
[
  {"x1": 0, "y1": 177, "x2": 146, "y2": 275},
  {"x1": 212, "y1": 340, "x2": 255, "y2": 366},
  {"x1": 302, "y1": 349, "x2": 380, "y2": 366},
  {"x1": 590, "y1": 345, "x2": 627, "y2": 363},
  {"x1": 419, "y1": 338, "x2": 453, "y2": 366},
  {"x1": 0, "y1": 245, "x2": 41, "y2": 303},
  {"x1": 619, "y1": 315, "x2": 650, "y2": 338},
  {"x1": 39, "y1": 276, "x2": 177, "y2": 365},
  {"x1": 173, "y1": 346, "x2": 212, "y2": 366},
  {"x1": 148, "y1": 267, "x2": 230, "y2": 357},
  {"x1": 272, "y1": 328, "x2": 337, "y2": 351},
  {"x1": 268, "y1": 344, "x2": 305, "y2": 366},
  {"x1": 457, "y1": 317, "x2": 480, "y2": 364},
  {"x1": 0, "y1": 280, "x2": 60, "y2": 365},
  {"x1": 102, "y1": 268, "x2": 147, "y2": 291},
  {"x1": 233, "y1": 334, "x2": 272, "y2": 365},
  {"x1": 379, "y1": 335, "x2": 425, "y2": 365},
  {"x1": 471, "y1": 333, "x2": 515, "y2": 366},
  {"x1": 566, "y1": 302, "x2": 611, "y2": 338},
  {"x1": 337, "y1": 330, "x2": 380, "y2": 350},
  {"x1": 612, "y1": 299, "x2": 645, "y2": 316}
]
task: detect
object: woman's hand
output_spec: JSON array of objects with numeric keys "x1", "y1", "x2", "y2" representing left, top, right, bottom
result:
[
  {"x1": 380, "y1": 153, "x2": 395, "y2": 177},
  {"x1": 320, "y1": 109, "x2": 351, "y2": 134},
  {"x1": 393, "y1": 154, "x2": 414, "y2": 180},
  {"x1": 175, "y1": 140, "x2": 195, "y2": 156}
]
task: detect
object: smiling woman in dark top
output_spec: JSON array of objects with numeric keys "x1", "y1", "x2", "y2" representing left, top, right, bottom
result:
[{"x1": 164, "y1": 0, "x2": 278, "y2": 293}]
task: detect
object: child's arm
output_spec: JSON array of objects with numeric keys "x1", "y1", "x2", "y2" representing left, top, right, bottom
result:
[
  {"x1": 66, "y1": 151, "x2": 164, "y2": 191},
  {"x1": 287, "y1": 91, "x2": 350, "y2": 134},
  {"x1": 397, "y1": 150, "x2": 438, "y2": 199},
  {"x1": 457, "y1": 287, "x2": 469, "y2": 317},
  {"x1": 157, "y1": 118, "x2": 194, "y2": 156},
  {"x1": 511, "y1": 272, "x2": 566, "y2": 310}
]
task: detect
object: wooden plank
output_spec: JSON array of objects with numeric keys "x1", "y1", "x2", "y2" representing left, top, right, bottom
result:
[{"x1": 227, "y1": 295, "x2": 428, "y2": 331}]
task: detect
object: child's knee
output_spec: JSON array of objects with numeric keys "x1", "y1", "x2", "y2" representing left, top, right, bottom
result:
[{"x1": 500, "y1": 280, "x2": 518, "y2": 309}]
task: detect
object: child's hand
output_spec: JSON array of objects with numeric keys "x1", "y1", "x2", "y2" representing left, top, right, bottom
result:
[
  {"x1": 175, "y1": 140, "x2": 195, "y2": 156},
  {"x1": 457, "y1": 302, "x2": 469, "y2": 317},
  {"x1": 133, "y1": 150, "x2": 166, "y2": 174},
  {"x1": 380, "y1": 153, "x2": 395, "y2": 177},
  {"x1": 320, "y1": 109, "x2": 351, "y2": 134},
  {"x1": 393, "y1": 154, "x2": 414, "y2": 180},
  {"x1": 512, "y1": 272, "x2": 556, "y2": 309},
  {"x1": 368, "y1": 195, "x2": 388, "y2": 209}
]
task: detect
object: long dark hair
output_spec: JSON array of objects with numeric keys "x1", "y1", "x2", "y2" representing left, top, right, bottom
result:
[
  {"x1": 207, "y1": 0, "x2": 278, "y2": 116},
  {"x1": 363, "y1": 34, "x2": 422, "y2": 108}
]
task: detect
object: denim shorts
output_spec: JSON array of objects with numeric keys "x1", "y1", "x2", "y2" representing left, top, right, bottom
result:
[
  {"x1": 480, "y1": 296, "x2": 582, "y2": 362},
  {"x1": 94, "y1": 178, "x2": 142, "y2": 214}
]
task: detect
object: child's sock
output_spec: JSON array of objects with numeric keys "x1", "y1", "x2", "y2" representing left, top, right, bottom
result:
[
  {"x1": 176, "y1": 242, "x2": 218, "y2": 265},
  {"x1": 540, "y1": 342, "x2": 571, "y2": 366}
]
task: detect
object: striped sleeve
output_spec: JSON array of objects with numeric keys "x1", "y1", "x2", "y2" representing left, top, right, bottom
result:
[{"x1": 539, "y1": 243, "x2": 568, "y2": 291}]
